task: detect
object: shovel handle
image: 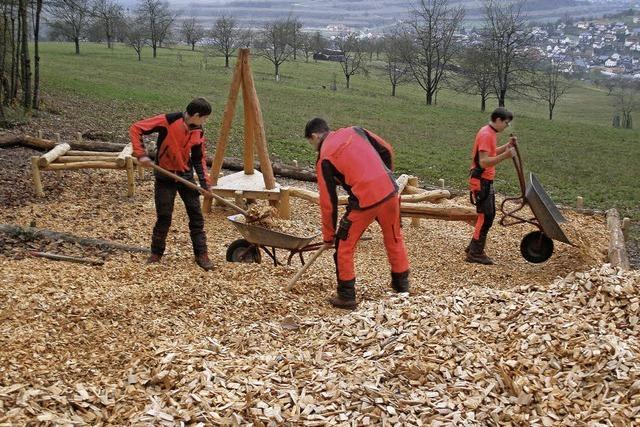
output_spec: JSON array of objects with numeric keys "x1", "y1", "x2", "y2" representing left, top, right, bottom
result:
[
  {"x1": 286, "y1": 245, "x2": 330, "y2": 291},
  {"x1": 139, "y1": 161, "x2": 250, "y2": 217}
]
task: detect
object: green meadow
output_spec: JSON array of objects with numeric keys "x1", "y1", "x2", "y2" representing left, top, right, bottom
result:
[{"x1": 37, "y1": 42, "x2": 639, "y2": 222}]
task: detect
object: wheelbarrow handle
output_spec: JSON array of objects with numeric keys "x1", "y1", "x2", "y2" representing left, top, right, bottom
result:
[
  {"x1": 511, "y1": 142, "x2": 526, "y2": 198},
  {"x1": 285, "y1": 245, "x2": 330, "y2": 291},
  {"x1": 136, "y1": 160, "x2": 250, "y2": 217}
]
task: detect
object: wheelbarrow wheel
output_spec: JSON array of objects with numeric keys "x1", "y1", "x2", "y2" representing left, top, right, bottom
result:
[
  {"x1": 226, "y1": 239, "x2": 261, "y2": 263},
  {"x1": 520, "y1": 231, "x2": 554, "y2": 263}
]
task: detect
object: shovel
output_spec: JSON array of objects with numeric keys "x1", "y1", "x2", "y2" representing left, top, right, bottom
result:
[{"x1": 137, "y1": 161, "x2": 265, "y2": 222}]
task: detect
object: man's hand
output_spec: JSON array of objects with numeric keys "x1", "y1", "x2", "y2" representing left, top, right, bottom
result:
[
  {"x1": 508, "y1": 134, "x2": 518, "y2": 147},
  {"x1": 505, "y1": 147, "x2": 517, "y2": 159},
  {"x1": 138, "y1": 156, "x2": 153, "y2": 168}
]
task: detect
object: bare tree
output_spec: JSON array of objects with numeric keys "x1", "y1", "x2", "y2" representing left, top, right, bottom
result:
[
  {"x1": 286, "y1": 16, "x2": 302, "y2": 61},
  {"x1": 46, "y1": 0, "x2": 92, "y2": 55},
  {"x1": 30, "y1": 0, "x2": 43, "y2": 109},
  {"x1": 210, "y1": 15, "x2": 241, "y2": 68},
  {"x1": 92, "y1": 0, "x2": 123, "y2": 49},
  {"x1": 18, "y1": 0, "x2": 29, "y2": 109},
  {"x1": 454, "y1": 44, "x2": 494, "y2": 112},
  {"x1": 482, "y1": 0, "x2": 533, "y2": 107},
  {"x1": 257, "y1": 18, "x2": 294, "y2": 80},
  {"x1": 382, "y1": 30, "x2": 410, "y2": 96},
  {"x1": 404, "y1": 0, "x2": 464, "y2": 105},
  {"x1": 299, "y1": 32, "x2": 314, "y2": 62},
  {"x1": 181, "y1": 16, "x2": 204, "y2": 51},
  {"x1": 310, "y1": 31, "x2": 326, "y2": 63},
  {"x1": 123, "y1": 14, "x2": 146, "y2": 61},
  {"x1": 532, "y1": 58, "x2": 573, "y2": 120},
  {"x1": 612, "y1": 80, "x2": 639, "y2": 129},
  {"x1": 135, "y1": 0, "x2": 174, "y2": 58},
  {"x1": 336, "y1": 33, "x2": 366, "y2": 89}
]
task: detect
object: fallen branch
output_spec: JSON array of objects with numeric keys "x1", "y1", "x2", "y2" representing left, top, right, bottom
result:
[
  {"x1": 0, "y1": 224, "x2": 150, "y2": 253},
  {"x1": 29, "y1": 251, "x2": 105, "y2": 266},
  {"x1": 606, "y1": 209, "x2": 630, "y2": 270}
]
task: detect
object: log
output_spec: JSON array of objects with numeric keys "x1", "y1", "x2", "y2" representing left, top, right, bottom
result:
[
  {"x1": 38, "y1": 143, "x2": 71, "y2": 167},
  {"x1": 241, "y1": 48, "x2": 276, "y2": 189},
  {"x1": 400, "y1": 190, "x2": 450, "y2": 203},
  {"x1": 210, "y1": 50, "x2": 245, "y2": 186},
  {"x1": 66, "y1": 150, "x2": 119, "y2": 156},
  {"x1": 29, "y1": 251, "x2": 105, "y2": 266},
  {"x1": 407, "y1": 177, "x2": 421, "y2": 227},
  {"x1": 31, "y1": 157, "x2": 44, "y2": 197},
  {"x1": 400, "y1": 203, "x2": 478, "y2": 223},
  {"x1": 0, "y1": 224, "x2": 150, "y2": 253},
  {"x1": 0, "y1": 134, "x2": 23, "y2": 148},
  {"x1": 606, "y1": 209, "x2": 630, "y2": 270},
  {"x1": 116, "y1": 143, "x2": 134, "y2": 167},
  {"x1": 56, "y1": 156, "x2": 119, "y2": 163},
  {"x1": 278, "y1": 186, "x2": 291, "y2": 219},
  {"x1": 43, "y1": 161, "x2": 122, "y2": 170},
  {"x1": 28, "y1": 135, "x2": 125, "y2": 152},
  {"x1": 396, "y1": 174, "x2": 410, "y2": 195},
  {"x1": 242, "y1": 70, "x2": 255, "y2": 175},
  {"x1": 290, "y1": 187, "x2": 348, "y2": 205},
  {"x1": 126, "y1": 157, "x2": 135, "y2": 197}
]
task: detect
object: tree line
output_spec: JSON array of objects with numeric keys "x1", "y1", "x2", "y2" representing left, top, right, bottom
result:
[{"x1": 1, "y1": 0, "x2": 638, "y2": 127}]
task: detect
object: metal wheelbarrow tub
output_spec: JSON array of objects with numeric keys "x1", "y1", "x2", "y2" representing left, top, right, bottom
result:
[
  {"x1": 227, "y1": 214, "x2": 319, "y2": 250},
  {"x1": 525, "y1": 172, "x2": 571, "y2": 245},
  {"x1": 500, "y1": 145, "x2": 572, "y2": 263}
]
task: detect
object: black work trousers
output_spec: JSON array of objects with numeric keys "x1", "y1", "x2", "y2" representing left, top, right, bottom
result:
[{"x1": 151, "y1": 173, "x2": 207, "y2": 256}]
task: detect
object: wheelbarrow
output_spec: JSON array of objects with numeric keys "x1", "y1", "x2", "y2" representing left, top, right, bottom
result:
[
  {"x1": 499, "y1": 143, "x2": 571, "y2": 263},
  {"x1": 226, "y1": 214, "x2": 322, "y2": 266}
]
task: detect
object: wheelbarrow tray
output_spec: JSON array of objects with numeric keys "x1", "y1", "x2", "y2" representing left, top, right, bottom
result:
[
  {"x1": 227, "y1": 214, "x2": 320, "y2": 250},
  {"x1": 525, "y1": 172, "x2": 571, "y2": 245}
]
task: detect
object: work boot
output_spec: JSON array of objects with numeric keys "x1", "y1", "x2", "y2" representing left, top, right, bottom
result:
[
  {"x1": 195, "y1": 254, "x2": 214, "y2": 271},
  {"x1": 465, "y1": 239, "x2": 494, "y2": 265},
  {"x1": 147, "y1": 253, "x2": 162, "y2": 264},
  {"x1": 391, "y1": 270, "x2": 410, "y2": 293},
  {"x1": 329, "y1": 279, "x2": 357, "y2": 310}
]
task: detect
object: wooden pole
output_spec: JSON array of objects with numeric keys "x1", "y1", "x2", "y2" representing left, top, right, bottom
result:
[
  {"x1": 66, "y1": 150, "x2": 119, "y2": 156},
  {"x1": 408, "y1": 177, "x2": 421, "y2": 227},
  {"x1": 29, "y1": 251, "x2": 104, "y2": 266},
  {"x1": 240, "y1": 49, "x2": 276, "y2": 190},
  {"x1": 286, "y1": 246, "x2": 330, "y2": 291},
  {"x1": 116, "y1": 143, "x2": 133, "y2": 167},
  {"x1": 209, "y1": 49, "x2": 245, "y2": 187},
  {"x1": 38, "y1": 143, "x2": 71, "y2": 167},
  {"x1": 137, "y1": 164, "x2": 144, "y2": 180},
  {"x1": 278, "y1": 186, "x2": 291, "y2": 219},
  {"x1": 44, "y1": 161, "x2": 122, "y2": 170},
  {"x1": 234, "y1": 190, "x2": 245, "y2": 210},
  {"x1": 126, "y1": 157, "x2": 135, "y2": 197},
  {"x1": 577, "y1": 196, "x2": 584, "y2": 209},
  {"x1": 56, "y1": 156, "x2": 119, "y2": 163},
  {"x1": 241, "y1": 72, "x2": 255, "y2": 175},
  {"x1": 606, "y1": 209, "x2": 630, "y2": 270},
  {"x1": 31, "y1": 156, "x2": 44, "y2": 197},
  {"x1": 438, "y1": 178, "x2": 445, "y2": 189}
]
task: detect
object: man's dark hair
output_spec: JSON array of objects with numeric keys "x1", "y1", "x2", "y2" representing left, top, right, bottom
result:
[
  {"x1": 491, "y1": 107, "x2": 513, "y2": 122},
  {"x1": 186, "y1": 97, "x2": 212, "y2": 117},
  {"x1": 304, "y1": 117, "x2": 330, "y2": 138}
]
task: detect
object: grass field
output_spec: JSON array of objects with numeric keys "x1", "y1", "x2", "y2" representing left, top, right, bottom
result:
[{"x1": 34, "y1": 42, "x2": 640, "y2": 222}]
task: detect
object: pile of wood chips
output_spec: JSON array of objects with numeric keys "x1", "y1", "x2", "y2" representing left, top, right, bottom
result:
[
  {"x1": 0, "y1": 167, "x2": 636, "y2": 425},
  {"x1": 241, "y1": 203, "x2": 319, "y2": 237}
]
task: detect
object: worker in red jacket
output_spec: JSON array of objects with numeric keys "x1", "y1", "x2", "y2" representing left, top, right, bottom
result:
[
  {"x1": 304, "y1": 118, "x2": 410, "y2": 310},
  {"x1": 130, "y1": 97, "x2": 214, "y2": 271}
]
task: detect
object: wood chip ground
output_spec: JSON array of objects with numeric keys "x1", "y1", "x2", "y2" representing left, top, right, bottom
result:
[{"x1": 1, "y1": 168, "x2": 637, "y2": 425}]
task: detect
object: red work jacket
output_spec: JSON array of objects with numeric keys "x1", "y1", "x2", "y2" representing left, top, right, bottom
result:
[{"x1": 316, "y1": 126, "x2": 398, "y2": 242}]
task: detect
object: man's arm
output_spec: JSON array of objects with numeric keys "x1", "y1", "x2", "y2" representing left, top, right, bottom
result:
[
  {"x1": 357, "y1": 127, "x2": 394, "y2": 170},
  {"x1": 318, "y1": 159, "x2": 339, "y2": 244},
  {"x1": 129, "y1": 114, "x2": 166, "y2": 167},
  {"x1": 496, "y1": 134, "x2": 518, "y2": 155},
  {"x1": 478, "y1": 148, "x2": 515, "y2": 168}
]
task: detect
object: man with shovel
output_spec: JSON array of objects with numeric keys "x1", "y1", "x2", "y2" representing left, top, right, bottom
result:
[
  {"x1": 466, "y1": 107, "x2": 517, "y2": 265},
  {"x1": 304, "y1": 118, "x2": 410, "y2": 310},
  {"x1": 130, "y1": 97, "x2": 214, "y2": 271}
]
